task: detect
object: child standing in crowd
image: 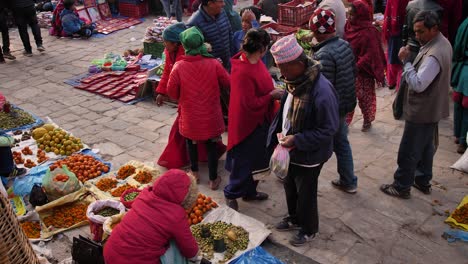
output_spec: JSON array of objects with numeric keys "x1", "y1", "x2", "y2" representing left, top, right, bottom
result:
[
  {"x1": 60, "y1": 0, "x2": 96, "y2": 38},
  {"x1": 232, "y1": 8, "x2": 261, "y2": 53},
  {"x1": 224, "y1": 28, "x2": 284, "y2": 211},
  {"x1": 345, "y1": 0, "x2": 386, "y2": 131},
  {"x1": 167, "y1": 27, "x2": 230, "y2": 190}
]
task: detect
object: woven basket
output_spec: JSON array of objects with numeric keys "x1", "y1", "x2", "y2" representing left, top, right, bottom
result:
[{"x1": 0, "y1": 194, "x2": 40, "y2": 264}]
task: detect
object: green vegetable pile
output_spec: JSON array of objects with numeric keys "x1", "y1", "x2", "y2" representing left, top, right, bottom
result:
[
  {"x1": 191, "y1": 221, "x2": 249, "y2": 262},
  {"x1": 296, "y1": 29, "x2": 312, "y2": 52},
  {"x1": 155, "y1": 64, "x2": 164, "y2": 76},
  {"x1": 95, "y1": 207, "x2": 120, "y2": 217},
  {"x1": 0, "y1": 108, "x2": 35, "y2": 130},
  {"x1": 124, "y1": 191, "x2": 139, "y2": 202}
]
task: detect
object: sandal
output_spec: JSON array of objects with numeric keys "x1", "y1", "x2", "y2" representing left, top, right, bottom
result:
[
  {"x1": 209, "y1": 177, "x2": 221, "y2": 190},
  {"x1": 8, "y1": 167, "x2": 27, "y2": 178},
  {"x1": 361, "y1": 122, "x2": 372, "y2": 132},
  {"x1": 380, "y1": 184, "x2": 410, "y2": 199}
]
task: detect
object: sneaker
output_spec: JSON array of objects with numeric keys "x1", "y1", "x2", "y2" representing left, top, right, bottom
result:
[
  {"x1": 275, "y1": 216, "x2": 300, "y2": 232},
  {"x1": 37, "y1": 45, "x2": 46, "y2": 52},
  {"x1": 289, "y1": 231, "x2": 316, "y2": 247},
  {"x1": 225, "y1": 198, "x2": 238, "y2": 211},
  {"x1": 413, "y1": 182, "x2": 431, "y2": 195},
  {"x1": 331, "y1": 179, "x2": 357, "y2": 194},
  {"x1": 23, "y1": 51, "x2": 33, "y2": 57},
  {"x1": 380, "y1": 184, "x2": 411, "y2": 199},
  {"x1": 242, "y1": 192, "x2": 269, "y2": 201},
  {"x1": 3, "y1": 52, "x2": 16, "y2": 60}
]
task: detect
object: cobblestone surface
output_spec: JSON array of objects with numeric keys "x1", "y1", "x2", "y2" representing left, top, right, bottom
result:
[{"x1": 0, "y1": 6, "x2": 467, "y2": 264}]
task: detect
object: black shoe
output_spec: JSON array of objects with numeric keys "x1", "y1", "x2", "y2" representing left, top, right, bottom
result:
[
  {"x1": 0, "y1": 58, "x2": 5, "y2": 64},
  {"x1": 457, "y1": 144, "x2": 466, "y2": 154},
  {"x1": 225, "y1": 198, "x2": 238, "y2": 211},
  {"x1": 3, "y1": 52, "x2": 15, "y2": 60},
  {"x1": 331, "y1": 179, "x2": 357, "y2": 194},
  {"x1": 275, "y1": 216, "x2": 300, "y2": 232},
  {"x1": 23, "y1": 51, "x2": 33, "y2": 57},
  {"x1": 380, "y1": 184, "x2": 411, "y2": 199},
  {"x1": 413, "y1": 182, "x2": 431, "y2": 195},
  {"x1": 388, "y1": 85, "x2": 396, "y2": 90},
  {"x1": 289, "y1": 231, "x2": 316, "y2": 247},
  {"x1": 242, "y1": 192, "x2": 269, "y2": 201}
]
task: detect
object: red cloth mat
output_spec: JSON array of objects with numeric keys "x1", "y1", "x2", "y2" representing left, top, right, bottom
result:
[{"x1": 95, "y1": 17, "x2": 142, "y2": 35}]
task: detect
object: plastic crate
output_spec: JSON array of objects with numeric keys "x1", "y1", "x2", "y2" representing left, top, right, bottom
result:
[
  {"x1": 119, "y1": 1, "x2": 149, "y2": 18},
  {"x1": 143, "y1": 42, "x2": 165, "y2": 58},
  {"x1": 277, "y1": 0, "x2": 317, "y2": 27},
  {"x1": 261, "y1": 23, "x2": 299, "y2": 42},
  {"x1": 119, "y1": 0, "x2": 145, "y2": 4}
]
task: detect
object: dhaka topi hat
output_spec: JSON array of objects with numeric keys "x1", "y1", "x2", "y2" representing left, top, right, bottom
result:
[
  {"x1": 309, "y1": 8, "x2": 336, "y2": 34},
  {"x1": 270, "y1": 34, "x2": 304, "y2": 64}
]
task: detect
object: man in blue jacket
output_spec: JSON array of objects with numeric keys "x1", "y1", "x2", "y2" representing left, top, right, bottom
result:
[
  {"x1": 310, "y1": 9, "x2": 358, "y2": 194},
  {"x1": 267, "y1": 35, "x2": 339, "y2": 246},
  {"x1": 187, "y1": 0, "x2": 234, "y2": 70}
]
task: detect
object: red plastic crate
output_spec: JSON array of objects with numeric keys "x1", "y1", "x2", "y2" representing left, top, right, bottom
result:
[
  {"x1": 119, "y1": 1, "x2": 149, "y2": 18},
  {"x1": 277, "y1": 0, "x2": 317, "y2": 27},
  {"x1": 261, "y1": 23, "x2": 299, "y2": 42}
]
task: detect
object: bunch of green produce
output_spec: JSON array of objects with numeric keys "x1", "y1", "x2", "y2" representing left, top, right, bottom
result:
[
  {"x1": 296, "y1": 29, "x2": 312, "y2": 51},
  {"x1": 0, "y1": 108, "x2": 35, "y2": 130},
  {"x1": 95, "y1": 207, "x2": 120, "y2": 217},
  {"x1": 191, "y1": 221, "x2": 249, "y2": 262},
  {"x1": 124, "y1": 191, "x2": 139, "y2": 201}
]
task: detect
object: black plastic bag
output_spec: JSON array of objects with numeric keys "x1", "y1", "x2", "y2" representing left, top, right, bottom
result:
[
  {"x1": 72, "y1": 236, "x2": 105, "y2": 264},
  {"x1": 29, "y1": 184, "x2": 48, "y2": 207}
]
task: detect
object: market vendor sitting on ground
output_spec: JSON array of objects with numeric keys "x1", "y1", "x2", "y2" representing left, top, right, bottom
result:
[
  {"x1": 267, "y1": 35, "x2": 339, "y2": 246},
  {"x1": 166, "y1": 26, "x2": 230, "y2": 190},
  {"x1": 60, "y1": 0, "x2": 96, "y2": 38},
  {"x1": 104, "y1": 169, "x2": 200, "y2": 264},
  {"x1": 187, "y1": 0, "x2": 234, "y2": 70},
  {"x1": 0, "y1": 133, "x2": 27, "y2": 178}
]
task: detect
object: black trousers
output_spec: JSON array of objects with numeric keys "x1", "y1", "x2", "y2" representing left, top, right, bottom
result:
[
  {"x1": 13, "y1": 5, "x2": 42, "y2": 53},
  {"x1": 186, "y1": 139, "x2": 218, "y2": 181},
  {"x1": 0, "y1": 9, "x2": 10, "y2": 53},
  {"x1": 284, "y1": 163, "x2": 323, "y2": 235},
  {"x1": 393, "y1": 121, "x2": 437, "y2": 191}
]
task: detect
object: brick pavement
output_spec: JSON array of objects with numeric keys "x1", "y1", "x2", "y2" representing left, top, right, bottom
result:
[{"x1": 0, "y1": 11, "x2": 467, "y2": 264}]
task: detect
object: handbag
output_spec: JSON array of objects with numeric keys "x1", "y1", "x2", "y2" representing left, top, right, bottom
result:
[
  {"x1": 72, "y1": 235, "x2": 105, "y2": 264},
  {"x1": 392, "y1": 79, "x2": 407, "y2": 120}
]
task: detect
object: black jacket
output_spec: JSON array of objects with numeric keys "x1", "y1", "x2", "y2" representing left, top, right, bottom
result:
[
  {"x1": 11, "y1": 0, "x2": 35, "y2": 8},
  {"x1": 312, "y1": 36, "x2": 357, "y2": 117}
]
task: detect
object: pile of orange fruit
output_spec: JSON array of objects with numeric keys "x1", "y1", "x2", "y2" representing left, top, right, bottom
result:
[{"x1": 186, "y1": 193, "x2": 218, "y2": 226}]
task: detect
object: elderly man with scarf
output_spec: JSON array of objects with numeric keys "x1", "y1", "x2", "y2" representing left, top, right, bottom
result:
[{"x1": 267, "y1": 35, "x2": 339, "y2": 246}]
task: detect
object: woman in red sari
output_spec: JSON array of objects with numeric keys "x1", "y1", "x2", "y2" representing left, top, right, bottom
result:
[
  {"x1": 156, "y1": 23, "x2": 227, "y2": 171},
  {"x1": 345, "y1": 0, "x2": 386, "y2": 131},
  {"x1": 224, "y1": 28, "x2": 283, "y2": 210}
]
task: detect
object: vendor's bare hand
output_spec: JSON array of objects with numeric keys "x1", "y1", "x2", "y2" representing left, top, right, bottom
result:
[
  {"x1": 279, "y1": 135, "x2": 295, "y2": 147},
  {"x1": 270, "y1": 88, "x2": 284, "y2": 100},
  {"x1": 242, "y1": 9, "x2": 256, "y2": 22},
  {"x1": 398, "y1": 46, "x2": 410, "y2": 63},
  {"x1": 155, "y1": 94, "x2": 167, "y2": 106}
]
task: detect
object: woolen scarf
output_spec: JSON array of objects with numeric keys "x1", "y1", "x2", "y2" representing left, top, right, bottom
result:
[{"x1": 283, "y1": 59, "x2": 320, "y2": 134}]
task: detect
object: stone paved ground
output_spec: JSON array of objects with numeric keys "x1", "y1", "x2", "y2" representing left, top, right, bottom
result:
[{"x1": 1, "y1": 8, "x2": 467, "y2": 264}]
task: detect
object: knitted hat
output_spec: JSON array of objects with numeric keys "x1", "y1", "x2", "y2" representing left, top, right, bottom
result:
[
  {"x1": 162, "y1": 22, "x2": 186, "y2": 43},
  {"x1": 270, "y1": 34, "x2": 304, "y2": 64},
  {"x1": 309, "y1": 8, "x2": 336, "y2": 34}
]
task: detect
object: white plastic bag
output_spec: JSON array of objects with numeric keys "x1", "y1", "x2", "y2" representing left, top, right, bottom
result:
[
  {"x1": 451, "y1": 132, "x2": 468, "y2": 173},
  {"x1": 86, "y1": 199, "x2": 126, "y2": 224},
  {"x1": 269, "y1": 145, "x2": 290, "y2": 180}
]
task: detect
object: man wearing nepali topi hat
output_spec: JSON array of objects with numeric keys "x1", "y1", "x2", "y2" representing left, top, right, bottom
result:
[{"x1": 266, "y1": 34, "x2": 340, "y2": 246}]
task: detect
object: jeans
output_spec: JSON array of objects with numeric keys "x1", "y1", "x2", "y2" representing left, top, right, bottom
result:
[
  {"x1": 333, "y1": 117, "x2": 357, "y2": 187},
  {"x1": 13, "y1": 5, "x2": 42, "y2": 53},
  {"x1": 0, "y1": 146, "x2": 14, "y2": 176},
  {"x1": 284, "y1": 163, "x2": 323, "y2": 235},
  {"x1": 186, "y1": 139, "x2": 218, "y2": 180},
  {"x1": 161, "y1": 0, "x2": 183, "y2": 22},
  {"x1": 393, "y1": 121, "x2": 437, "y2": 191},
  {"x1": 0, "y1": 9, "x2": 10, "y2": 53}
]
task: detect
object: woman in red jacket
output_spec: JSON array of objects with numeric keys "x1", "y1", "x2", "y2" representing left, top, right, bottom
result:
[
  {"x1": 224, "y1": 29, "x2": 283, "y2": 211},
  {"x1": 167, "y1": 26, "x2": 230, "y2": 190},
  {"x1": 103, "y1": 169, "x2": 199, "y2": 264}
]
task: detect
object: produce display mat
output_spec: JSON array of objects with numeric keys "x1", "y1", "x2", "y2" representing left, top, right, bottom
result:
[
  {"x1": 95, "y1": 17, "x2": 142, "y2": 35},
  {"x1": 197, "y1": 206, "x2": 271, "y2": 264},
  {"x1": 0, "y1": 105, "x2": 43, "y2": 133},
  {"x1": 445, "y1": 195, "x2": 468, "y2": 231},
  {"x1": 85, "y1": 160, "x2": 160, "y2": 200},
  {"x1": 36, "y1": 188, "x2": 96, "y2": 238}
]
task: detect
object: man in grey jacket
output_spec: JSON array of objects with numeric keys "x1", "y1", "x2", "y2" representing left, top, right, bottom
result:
[{"x1": 310, "y1": 9, "x2": 358, "y2": 193}]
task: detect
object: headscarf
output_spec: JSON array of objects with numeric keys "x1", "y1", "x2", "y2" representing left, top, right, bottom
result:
[
  {"x1": 179, "y1": 27, "x2": 213, "y2": 58},
  {"x1": 345, "y1": 0, "x2": 386, "y2": 84},
  {"x1": 162, "y1": 22, "x2": 186, "y2": 43}
]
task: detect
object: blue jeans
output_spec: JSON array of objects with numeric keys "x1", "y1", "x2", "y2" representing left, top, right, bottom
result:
[
  {"x1": 333, "y1": 117, "x2": 357, "y2": 187},
  {"x1": 161, "y1": 0, "x2": 183, "y2": 22}
]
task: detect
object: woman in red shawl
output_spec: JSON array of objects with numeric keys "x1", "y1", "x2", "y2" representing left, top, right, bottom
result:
[
  {"x1": 224, "y1": 28, "x2": 283, "y2": 211},
  {"x1": 345, "y1": 0, "x2": 386, "y2": 131},
  {"x1": 50, "y1": 0, "x2": 65, "y2": 37},
  {"x1": 382, "y1": 0, "x2": 410, "y2": 90},
  {"x1": 156, "y1": 23, "x2": 227, "y2": 171},
  {"x1": 348, "y1": 0, "x2": 373, "y2": 19}
]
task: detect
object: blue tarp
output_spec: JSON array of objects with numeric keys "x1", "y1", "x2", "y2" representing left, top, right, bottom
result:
[
  {"x1": 0, "y1": 105, "x2": 43, "y2": 133},
  {"x1": 231, "y1": 247, "x2": 284, "y2": 264}
]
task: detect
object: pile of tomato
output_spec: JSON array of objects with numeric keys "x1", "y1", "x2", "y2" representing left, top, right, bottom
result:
[
  {"x1": 186, "y1": 193, "x2": 218, "y2": 225},
  {"x1": 49, "y1": 154, "x2": 109, "y2": 182}
]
